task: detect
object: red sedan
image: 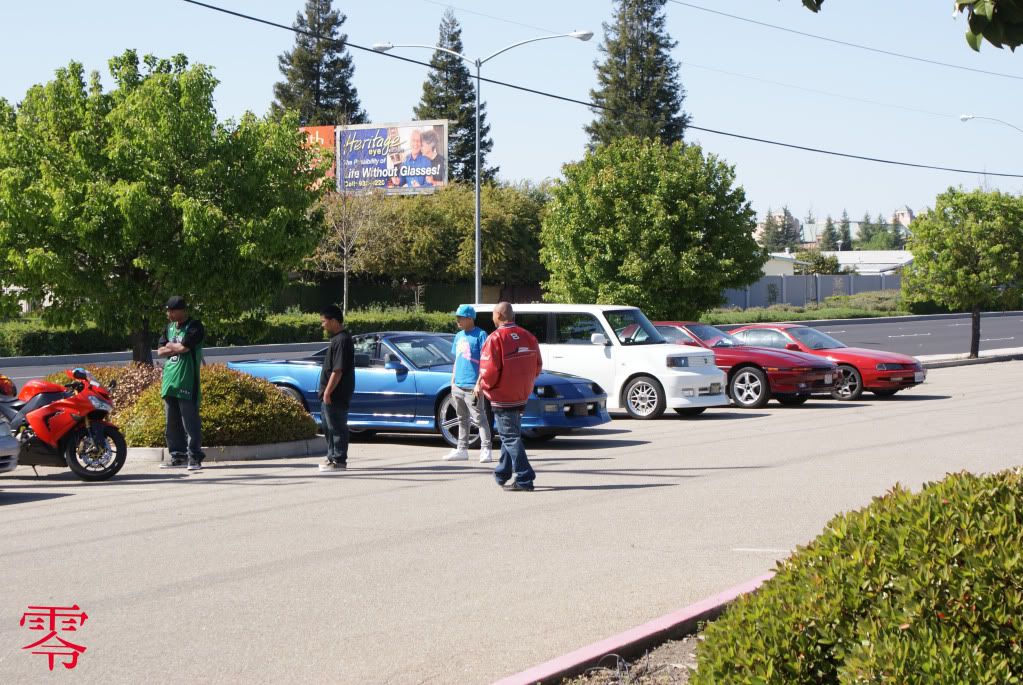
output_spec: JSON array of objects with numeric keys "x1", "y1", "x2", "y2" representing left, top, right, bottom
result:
[
  {"x1": 654, "y1": 322, "x2": 838, "y2": 408},
  {"x1": 728, "y1": 324, "x2": 926, "y2": 400}
]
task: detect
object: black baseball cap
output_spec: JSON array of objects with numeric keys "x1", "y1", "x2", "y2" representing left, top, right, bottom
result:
[{"x1": 165, "y1": 296, "x2": 188, "y2": 310}]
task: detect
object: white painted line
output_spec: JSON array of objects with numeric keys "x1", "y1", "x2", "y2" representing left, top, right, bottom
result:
[
  {"x1": 981, "y1": 337, "x2": 1015, "y2": 342},
  {"x1": 949, "y1": 323, "x2": 970, "y2": 327},
  {"x1": 823, "y1": 330, "x2": 846, "y2": 334},
  {"x1": 888, "y1": 333, "x2": 932, "y2": 338},
  {"x1": 732, "y1": 547, "x2": 789, "y2": 554}
]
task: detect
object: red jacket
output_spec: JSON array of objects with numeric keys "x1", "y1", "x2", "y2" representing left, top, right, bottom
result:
[{"x1": 479, "y1": 323, "x2": 543, "y2": 410}]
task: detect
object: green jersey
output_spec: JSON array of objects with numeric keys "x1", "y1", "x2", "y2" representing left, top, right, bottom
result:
[{"x1": 160, "y1": 319, "x2": 205, "y2": 402}]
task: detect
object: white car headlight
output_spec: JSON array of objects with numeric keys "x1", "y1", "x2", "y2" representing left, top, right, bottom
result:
[{"x1": 666, "y1": 356, "x2": 689, "y2": 368}]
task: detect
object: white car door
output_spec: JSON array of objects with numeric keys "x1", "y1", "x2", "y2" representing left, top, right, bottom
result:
[{"x1": 543, "y1": 312, "x2": 617, "y2": 392}]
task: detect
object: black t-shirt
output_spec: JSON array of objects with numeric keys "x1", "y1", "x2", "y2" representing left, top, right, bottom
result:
[
  {"x1": 319, "y1": 330, "x2": 355, "y2": 404},
  {"x1": 158, "y1": 318, "x2": 205, "y2": 350}
]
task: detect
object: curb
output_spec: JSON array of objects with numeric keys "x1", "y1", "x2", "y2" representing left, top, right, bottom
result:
[
  {"x1": 127, "y1": 436, "x2": 327, "y2": 463},
  {"x1": 921, "y1": 352, "x2": 1023, "y2": 370},
  {"x1": 493, "y1": 573, "x2": 774, "y2": 685},
  {"x1": 716, "y1": 310, "x2": 1023, "y2": 331}
]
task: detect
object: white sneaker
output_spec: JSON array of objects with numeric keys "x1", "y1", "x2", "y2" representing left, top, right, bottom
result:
[
  {"x1": 443, "y1": 448, "x2": 469, "y2": 461},
  {"x1": 479, "y1": 444, "x2": 493, "y2": 463}
]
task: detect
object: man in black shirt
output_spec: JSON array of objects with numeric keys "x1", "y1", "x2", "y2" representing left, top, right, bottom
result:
[{"x1": 318, "y1": 305, "x2": 355, "y2": 473}]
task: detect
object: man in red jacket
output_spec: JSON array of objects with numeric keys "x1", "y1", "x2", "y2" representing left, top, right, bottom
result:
[{"x1": 477, "y1": 302, "x2": 543, "y2": 491}]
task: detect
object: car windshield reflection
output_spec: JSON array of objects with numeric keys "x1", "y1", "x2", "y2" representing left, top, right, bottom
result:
[
  {"x1": 688, "y1": 324, "x2": 740, "y2": 348},
  {"x1": 604, "y1": 309, "x2": 665, "y2": 346},
  {"x1": 789, "y1": 327, "x2": 846, "y2": 350},
  {"x1": 389, "y1": 335, "x2": 454, "y2": 368}
]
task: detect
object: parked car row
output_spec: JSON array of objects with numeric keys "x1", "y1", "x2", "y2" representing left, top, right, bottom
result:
[{"x1": 227, "y1": 304, "x2": 926, "y2": 448}]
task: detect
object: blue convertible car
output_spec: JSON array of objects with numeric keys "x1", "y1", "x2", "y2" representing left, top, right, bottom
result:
[{"x1": 227, "y1": 331, "x2": 610, "y2": 447}]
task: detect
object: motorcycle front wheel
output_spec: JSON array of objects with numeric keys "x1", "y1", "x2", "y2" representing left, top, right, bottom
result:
[{"x1": 65, "y1": 426, "x2": 127, "y2": 481}]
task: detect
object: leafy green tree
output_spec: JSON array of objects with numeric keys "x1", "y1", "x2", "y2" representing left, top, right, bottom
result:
[
  {"x1": 273, "y1": 0, "x2": 367, "y2": 125},
  {"x1": 413, "y1": 9, "x2": 497, "y2": 184},
  {"x1": 540, "y1": 137, "x2": 765, "y2": 320},
  {"x1": 794, "y1": 248, "x2": 842, "y2": 275},
  {"x1": 838, "y1": 210, "x2": 853, "y2": 251},
  {"x1": 586, "y1": 0, "x2": 689, "y2": 147},
  {"x1": 305, "y1": 191, "x2": 380, "y2": 316},
  {"x1": 803, "y1": 1, "x2": 1023, "y2": 51},
  {"x1": 759, "y1": 210, "x2": 784, "y2": 253},
  {"x1": 904, "y1": 188, "x2": 1023, "y2": 357},
  {"x1": 0, "y1": 51, "x2": 325, "y2": 363},
  {"x1": 354, "y1": 183, "x2": 545, "y2": 290},
  {"x1": 819, "y1": 215, "x2": 838, "y2": 250},
  {"x1": 779, "y1": 206, "x2": 803, "y2": 249}
]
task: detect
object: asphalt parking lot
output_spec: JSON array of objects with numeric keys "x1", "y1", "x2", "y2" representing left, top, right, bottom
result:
[{"x1": 2, "y1": 361, "x2": 1021, "y2": 684}]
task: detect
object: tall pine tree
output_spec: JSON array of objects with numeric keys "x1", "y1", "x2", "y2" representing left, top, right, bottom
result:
[
  {"x1": 413, "y1": 9, "x2": 497, "y2": 184},
  {"x1": 273, "y1": 0, "x2": 367, "y2": 126},
  {"x1": 838, "y1": 210, "x2": 852, "y2": 251},
  {"x1": 759, "y1": 210, "x2": 784, "y2": 253},
  {"x1": 586, "y1": 0, "x2": 689, "y2": 147},
  {"x1": 819, "y1": 215, "x2": 838, "y2": 251}
]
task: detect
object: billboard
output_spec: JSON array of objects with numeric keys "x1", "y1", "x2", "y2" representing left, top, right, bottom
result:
[
  {"x1": 300, "y1": 125, "x2": 337, "y2": 179},
  {"x1": 336, "y1": 120, "x2": 448, "y2": 195}
]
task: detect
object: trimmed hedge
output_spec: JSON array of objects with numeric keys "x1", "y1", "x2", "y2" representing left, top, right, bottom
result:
[
  {"x1": 0, "y1": 309, "x2": 459, "y2": 357},
  {"x1": 692, "y1": 469, "x2": 1023, "y2": 684},
  {"x1": 118, "y1": 364, "x2": 317, "y2": 447}
]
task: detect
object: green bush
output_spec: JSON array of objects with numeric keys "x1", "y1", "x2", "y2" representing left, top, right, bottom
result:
[
  {"x1": 0, "y1": 307, "x2": 459, "y2": 356},
  {"x1": 822, "y1": 289, "x2": 904, "y2": 312},
  {"x1": 692, "y1": 469, "x2": 1023, "y2": 684},
  {"x1": 118, "y1": 364, "x2": 317, "y2": 447}
]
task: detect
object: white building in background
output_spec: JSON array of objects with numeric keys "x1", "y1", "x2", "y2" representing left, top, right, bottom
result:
[
  {"x1": 764, "y1": 252, "x2": 798, "y2": 276},
  {"x1": 821, "y1": 250, "x2": 914, "y2": 275},
  {"x1": 892, "y1": 206, "x2": 915, "y2": 227}
]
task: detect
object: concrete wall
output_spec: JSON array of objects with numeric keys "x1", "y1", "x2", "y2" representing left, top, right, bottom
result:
[{"x1": 722, "y1": 274, "x2": 902, "y2": 309}]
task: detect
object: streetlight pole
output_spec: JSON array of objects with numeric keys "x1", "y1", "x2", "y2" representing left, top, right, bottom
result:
[
  {"x1": 959, "y1": 113, "x2": 1023, "y2": 136},
  {"x1": 374, "y1": 30, "x2": 593, "y2": 304}
]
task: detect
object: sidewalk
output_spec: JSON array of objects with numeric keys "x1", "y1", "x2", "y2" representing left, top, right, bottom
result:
[{"x1": 916, "y1": 346, "x2": 1023, "y2": 369}]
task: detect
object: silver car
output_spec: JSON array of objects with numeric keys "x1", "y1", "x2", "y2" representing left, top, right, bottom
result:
[{"x1": 0, "y1": 420, "x2": 18, "y2": 474}]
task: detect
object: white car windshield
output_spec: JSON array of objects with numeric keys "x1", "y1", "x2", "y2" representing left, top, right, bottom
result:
[{"x1": 603, "y1": 309, "x2": 666, "y2": 346}]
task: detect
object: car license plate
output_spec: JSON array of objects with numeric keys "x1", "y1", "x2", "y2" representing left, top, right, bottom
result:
[
  {"x1": 824, "y1": 373, "x2": 833, "y2": 384},
  {"x1": 914, "y1": 371, "x2": 924, "y2": 382}
]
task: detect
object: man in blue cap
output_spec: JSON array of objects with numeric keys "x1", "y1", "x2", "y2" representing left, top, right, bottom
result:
[{"x1": 444, "y1": 304, "x2": 493, "y2": 462}]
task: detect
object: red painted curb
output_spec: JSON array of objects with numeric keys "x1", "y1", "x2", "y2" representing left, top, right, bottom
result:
[{"x1": 492, "y1": 573, "x2": 775, "y2": 685}]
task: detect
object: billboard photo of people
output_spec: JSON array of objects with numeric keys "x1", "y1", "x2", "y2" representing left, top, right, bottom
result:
[{"x1": 336, "y1": 120, "x2": 448, "y2": 195}]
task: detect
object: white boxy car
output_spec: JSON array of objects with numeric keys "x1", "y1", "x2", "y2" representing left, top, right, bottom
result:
[{"x1": 473, "y1": 304, "x2": 727, "y2": 419}]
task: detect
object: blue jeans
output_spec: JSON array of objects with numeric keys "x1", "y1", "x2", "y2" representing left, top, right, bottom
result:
[
  {"x1": 164, "y1": 397, "x2": 203, "y2": 461},
  {"x1": 493, "y1": 409, "x2": 535, "y2": 486},
  {"x1": 321, "y1": 402, "x2": 349, "y2": 465}
]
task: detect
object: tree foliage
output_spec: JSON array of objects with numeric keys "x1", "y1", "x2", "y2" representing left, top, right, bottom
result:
[
  {"x1": 760, "y1": 207, "x2": 801, "y2": 253},
  {"x1": 0, "y1": 51, "x2": 325, "y2": 363},
  {"x1": 794, "y1": 248, "x2": 842, "y2": 275},
  {"x1": 838, "y1": 210, "x2": 853, "y2": 251},
  {"x1": 804, "y1": 0, "x2": 1023, "y2": 51},
  {"x1": 305, "y1": 191, "x2": 380, "y2": 315},
  {"x1": 345, "y1": 184, "x2": 546, "y2": 289},
  {"x1": 540, "y1": 137, "x2": 765, "y2": 320},
  {"x1": 273, "y1": 0, "x2": 367, "y2": 125},
  {"x1": 586, "y1": 0, "x2": 689, "y2": 147},
  {"x1": 413, "y1": 9, "x2": 496, "y2": 184},
  {"x1": 819, "y1": 215, "x2": 838, "y2": 250},
  {"x1": 904, "y1": 187, "x2": 1023, "y2": 356}
]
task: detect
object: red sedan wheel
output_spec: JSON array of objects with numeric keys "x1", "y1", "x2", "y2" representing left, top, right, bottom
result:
[{"x1": 831, "y1": 365, "x2": 863, "y2": 400}]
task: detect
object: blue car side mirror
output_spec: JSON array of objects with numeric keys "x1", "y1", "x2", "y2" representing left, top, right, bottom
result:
[{"x1": 384, "y1": 360, "x2": 406, "y2": 372}]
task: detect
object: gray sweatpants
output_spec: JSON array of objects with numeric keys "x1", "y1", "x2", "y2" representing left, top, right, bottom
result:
[{"x1": 451, "y1": 384, "x2": 493, "y2": 450}]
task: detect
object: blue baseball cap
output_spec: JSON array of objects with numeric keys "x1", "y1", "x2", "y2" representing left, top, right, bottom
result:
[{"x1": 453, "y1": 304, "x2": 476, "y2": 319}]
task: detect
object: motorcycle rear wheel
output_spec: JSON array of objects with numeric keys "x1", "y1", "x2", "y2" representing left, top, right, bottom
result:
[{"x1": 65, "y1": 426, "x2": 127, "y2": 481}]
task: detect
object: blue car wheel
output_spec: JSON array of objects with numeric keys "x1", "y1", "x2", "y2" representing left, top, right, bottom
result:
[{"x1": 436, "y1": 392, "x2": 481, "y2": 449}]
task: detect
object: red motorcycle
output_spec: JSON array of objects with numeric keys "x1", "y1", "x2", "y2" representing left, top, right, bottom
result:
[{"x1": 0, "y1": 368, "x2": 127, "y2": 481}]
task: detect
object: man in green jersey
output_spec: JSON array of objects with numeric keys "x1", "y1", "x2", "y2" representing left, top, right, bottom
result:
[{"x1": 158, "y1": 296, "x2": 206, "y2": 471}]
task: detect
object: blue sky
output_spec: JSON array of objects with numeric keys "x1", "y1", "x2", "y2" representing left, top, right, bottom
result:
[{"x1": 3, "y1": 1, "x2": 1023, "y2": 225}]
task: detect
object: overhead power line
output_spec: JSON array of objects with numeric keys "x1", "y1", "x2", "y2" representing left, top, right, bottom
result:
[
  {"x1": 667, "y1": 0, "x2": 1023, "y2": 82},
  {"x1": 178, "y1": 0, "x2": 1023, "y2": 179}
]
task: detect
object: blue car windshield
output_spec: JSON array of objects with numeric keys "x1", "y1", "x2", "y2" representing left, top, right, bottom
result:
[{"x1": 389, "y1": 335, "x2": 455, "y2": 368}]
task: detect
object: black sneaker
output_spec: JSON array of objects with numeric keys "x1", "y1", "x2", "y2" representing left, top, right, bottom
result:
[
  {"x1": 160, "y1": 457, "x2": 188, "y2": 469},
  {"x1": 504, "y1": 481, "x2": 534, "y2": 492},
  {"x1": 187, "y1": 458, "x2": 203, "y2": 472}
]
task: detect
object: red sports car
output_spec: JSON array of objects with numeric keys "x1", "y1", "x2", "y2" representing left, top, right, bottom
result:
[
  {"x1": 728, "y1": 324, "x2": 926, "y2": 400},
  {"x1": 654, "y1": 322, "x2": 838, "y2": 408}
]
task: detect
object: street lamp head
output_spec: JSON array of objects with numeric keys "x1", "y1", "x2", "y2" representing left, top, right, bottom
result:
[
  {"x1": 372, "y1": 42, "x2": 394, "y2": 52},
  {"x1": 960, "y1": 114, "x2": 975, "y2": 122},
  {"x1": 570, "y1": 30, "x2": 594, "y2": 41}
]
